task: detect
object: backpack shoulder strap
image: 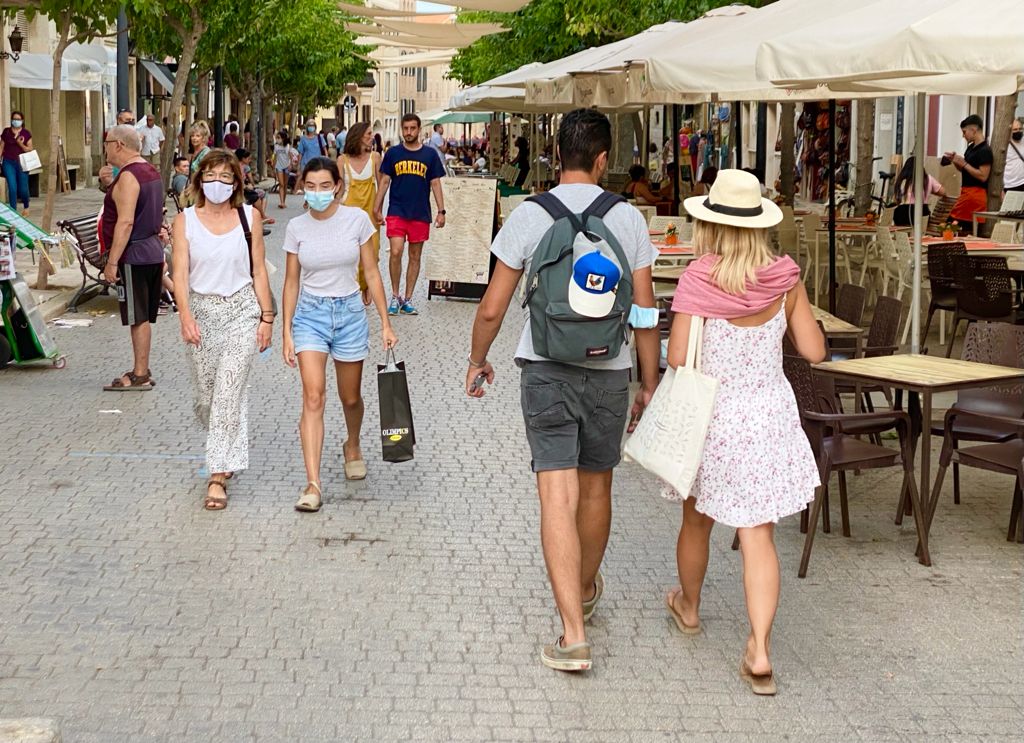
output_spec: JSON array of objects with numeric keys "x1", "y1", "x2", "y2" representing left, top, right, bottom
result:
[
  {"x1": 236, "y1": 205, "x2": 254, "y2": 277},
  {"x1": 582, "y1": 191, "x2": 626, "y2": 223},
  {"x1": 526, "y1": 192, "x2": 583, "y2": 234}
]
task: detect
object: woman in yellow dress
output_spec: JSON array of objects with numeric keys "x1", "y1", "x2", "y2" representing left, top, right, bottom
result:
[{"x1": 338, "y1": 122, "x2": 381, "y2": 305}]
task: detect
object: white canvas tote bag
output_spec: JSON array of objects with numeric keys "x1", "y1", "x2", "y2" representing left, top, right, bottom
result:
[{"x1": 623, "y1": 314, "x2": 719, "y2": 497}]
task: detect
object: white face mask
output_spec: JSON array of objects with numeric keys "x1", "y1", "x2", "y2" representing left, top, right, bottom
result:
[{"x1": 202, "y1": 181, "x2": 234, "y2": 204}]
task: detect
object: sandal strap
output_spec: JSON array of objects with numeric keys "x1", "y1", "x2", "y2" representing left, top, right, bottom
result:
[{"x1": 305, "y1": 482, "x2": 321, "y2": 494}]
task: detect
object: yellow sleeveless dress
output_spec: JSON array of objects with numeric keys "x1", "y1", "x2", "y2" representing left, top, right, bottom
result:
[{"x1": 342, "y1": 154, "x2": 380, "y2": 292}]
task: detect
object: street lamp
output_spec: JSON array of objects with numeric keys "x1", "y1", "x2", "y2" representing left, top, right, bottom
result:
[
  {"x1": 1, "y1": 27, "x2": 23, "y2": 63},
  {"x1": 357, "y1": 70, "x2": 376, "y2": 89}
]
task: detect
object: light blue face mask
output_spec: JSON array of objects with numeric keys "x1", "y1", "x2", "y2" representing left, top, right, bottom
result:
[
  {"x1": 304, "y1": 190, "x2": 334, "y2": 212},
  {"x1": 11, "y1": 119, "x2": 22, "y2": 128},
  {"x1": 628, "y1": 304, "x2": 659, "y2": 329}
]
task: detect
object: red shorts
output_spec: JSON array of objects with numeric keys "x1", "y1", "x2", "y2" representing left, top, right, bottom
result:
[{"x1": 386, "y1": 216, "x2": 430, "y2": 244}]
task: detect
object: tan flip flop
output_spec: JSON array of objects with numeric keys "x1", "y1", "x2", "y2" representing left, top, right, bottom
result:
[
  {"x1": 294, "y1": 482, "x2": 322, "y2": 512},
  {"x1": 740, "y1": 657, "x2": 777, "y2": 696},
  {"x1": 665, "y1": 588, "x2": 702, "y2": 634}
]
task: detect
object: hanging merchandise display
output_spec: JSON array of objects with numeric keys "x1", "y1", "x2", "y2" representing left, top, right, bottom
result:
[{"x1": 797, "y1": 100, "x2": 851, "y2": 201}]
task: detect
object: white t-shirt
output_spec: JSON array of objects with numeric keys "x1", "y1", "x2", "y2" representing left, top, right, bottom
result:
[
  {"x1": 185, "y1": 205, "x2": 254, "y2": 297},
  {"x1": 283, "y1": 205, "x2": 376, "y2": 298},
  {"x1": 474, "y1": 156, "x2": 487, "y2": 171},
  {"x1": 1005, "y1": 140, "x2": 1024, "y2": 189},
  {"x1": 139, "y1": 124, "x2": 165, "y2": 156},
  {"x1": 490, "y1": 183, "x2": 658, "y2": 370}
]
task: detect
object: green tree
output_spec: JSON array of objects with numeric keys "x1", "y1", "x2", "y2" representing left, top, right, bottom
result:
[
  {"x1": 0, "y1": 0, "x2": 119, "y2": 288},
  {"x1": 449, "y1": 0, "x2": 765, "y2": 86}
]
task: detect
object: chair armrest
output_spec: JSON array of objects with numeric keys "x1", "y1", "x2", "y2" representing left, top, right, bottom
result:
[
  {"x1": 862, "y1": 345, "x2": 900, "y2": 357},
  {"x1": 805, "y1": 409, "x2": 911, "y2": 435},
  {"x1": 943, "y1": 407, "x2": 1024, "y2": 434}
]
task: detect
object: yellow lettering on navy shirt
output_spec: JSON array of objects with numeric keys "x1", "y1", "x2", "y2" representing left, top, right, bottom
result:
[{"x1": 393, "y1": 159, "x2": 428, "y2": 178}]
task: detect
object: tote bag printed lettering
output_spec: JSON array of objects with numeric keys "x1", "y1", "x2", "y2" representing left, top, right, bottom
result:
[{"x1": 623, "y1": 315, "x2": 718, "y2": 497}]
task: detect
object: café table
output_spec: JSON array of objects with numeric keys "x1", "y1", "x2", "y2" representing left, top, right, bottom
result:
[
  {"x1": 812, "y1": 354, "x2": 1024, "y2": 566},
  {"x1": 812, "y1": 306, "x2": 865, "y2": 357},
  {"x1": 971, "y1": 210, "x2": 1024, "y2": 236}
]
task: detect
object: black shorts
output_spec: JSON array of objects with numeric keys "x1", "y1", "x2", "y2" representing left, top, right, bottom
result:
[{"x1": 117, "y1": 262, "x2": 163, "y2": 326}]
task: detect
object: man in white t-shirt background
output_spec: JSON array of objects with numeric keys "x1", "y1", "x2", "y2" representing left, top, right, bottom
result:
[
  {"x1": 138, "y1": 114, "x2": 165, "y2": 167},
  {"x1": 1005, "y1": 118, "x2": 1024, "y2": 194}
]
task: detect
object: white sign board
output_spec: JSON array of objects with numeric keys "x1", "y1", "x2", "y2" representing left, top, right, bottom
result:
[
  {"x1": 425, "y1": 177, "x2": 496, "y2": 285},
  {"x1": 879, "y1": 113, "x2": 893, "y2": 132}
]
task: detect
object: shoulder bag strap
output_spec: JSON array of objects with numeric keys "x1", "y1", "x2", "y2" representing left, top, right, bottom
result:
[
  {"x1": 685, "y1": 314, "x2": 704, "y2": 371},
  {"x1": 581, "y1": 191, "x2": 627, "y2": 224},
  {"x1": 1010, "y1": 140, "x2": 1024, "y2": 165},
  {"x1": 236, "y1": 205, "x2": 253, "y2": 277}
]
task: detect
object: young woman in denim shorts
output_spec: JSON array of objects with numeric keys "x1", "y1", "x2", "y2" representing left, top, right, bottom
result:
[{"x1": 282, "y1": 158, "x2": 397, "y2": 512}]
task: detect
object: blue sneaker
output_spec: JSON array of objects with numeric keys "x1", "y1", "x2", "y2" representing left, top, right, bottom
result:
[
  {"x1": 399, "y1": 300, "x2": 418, "y2": 315},
  {"x1": 388, "y1": 296, "x2": 400, "y2": 316}
]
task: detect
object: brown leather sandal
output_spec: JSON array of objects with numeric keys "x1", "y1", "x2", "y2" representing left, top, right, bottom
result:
[
  {"x1": 103, "y1": 370, "x2": 155, "y2": 391},
  {"x1": 204, "y1": 479, "x2": 228, "y2": 511}
]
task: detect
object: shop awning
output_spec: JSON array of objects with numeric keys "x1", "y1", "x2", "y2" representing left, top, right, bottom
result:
[
  {"x1": 7, "y1": 42, "x2": 113, "y2": 91},
  {"x1": 140, "y1": 59, "x2": 175, "y2": 95}
]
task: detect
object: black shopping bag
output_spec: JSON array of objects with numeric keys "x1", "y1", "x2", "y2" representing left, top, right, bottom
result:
[{"x1": 377, "y1": 349, "x2": 416, "y2": 462}]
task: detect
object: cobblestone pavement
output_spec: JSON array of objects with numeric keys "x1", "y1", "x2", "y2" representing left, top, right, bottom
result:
[{"x1": 1, "y1": 196, "x2": 1022, "y2": 743}]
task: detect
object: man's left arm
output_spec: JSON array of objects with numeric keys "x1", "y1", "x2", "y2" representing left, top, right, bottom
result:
[
  {"x1": 430, "y1": 178, "x2": 445, "y2": 228},
  {"x1": 956, "y1": 151, "x2": 992, "y2": 182},
  {"x1": 103, "y1": 173, "x2": 140, "y2": 283}
]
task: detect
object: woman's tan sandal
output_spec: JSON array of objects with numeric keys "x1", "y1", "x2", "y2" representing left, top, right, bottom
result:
[
  {"x1": 343, "y1": 443, "x2": 367, "y2": 480},
  {"x1": 740, "y1": 657, "x2": 777, "y2": 696},
  {"x1": 295, "y1": 482, "x2": 322, "y2": 512},
  {"x1": 204, "y1": 479, "x2": 228, "y2": 510},
  {"x1": 666, "y1": 588, "x2": 702, "y2": 635}
]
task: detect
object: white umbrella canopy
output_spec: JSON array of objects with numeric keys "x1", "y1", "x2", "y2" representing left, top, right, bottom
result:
[
  {"x1": 449, "y1": 84, "x2": 528, "y2": 112},
  {"x1": 757, "y1": 0, "x2": 1024, "y2": 91}
]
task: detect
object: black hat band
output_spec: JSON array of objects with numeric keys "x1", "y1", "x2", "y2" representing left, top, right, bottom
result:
[{"x1": 703, "y1": 198, "x2": 763, "y2": 217}]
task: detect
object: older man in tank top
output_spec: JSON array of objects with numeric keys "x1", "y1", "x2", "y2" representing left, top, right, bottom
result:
[{"x1": 100, "y1": 124, "x2": 166, "y2": 391}]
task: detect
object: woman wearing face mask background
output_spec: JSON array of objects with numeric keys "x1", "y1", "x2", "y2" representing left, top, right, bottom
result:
[
  {"x1": 1, "y1": 111, "x2": 33, "y2": 215},
  {"x1": 294, "y1": 119, "x2": 326, "y2": 195},
  {"x1": 171, "y1": 149, "x2": 275, "y2": 511},
  {"x1": 281, "y1": 157, "x2": 397, "y2": 513}
]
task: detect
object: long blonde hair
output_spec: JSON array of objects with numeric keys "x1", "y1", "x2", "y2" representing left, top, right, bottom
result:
[{"x1": 692, "y1": 220, "x2": 775, "y2": 295}]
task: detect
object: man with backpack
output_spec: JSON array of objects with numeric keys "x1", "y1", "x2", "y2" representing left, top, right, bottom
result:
[{"x1": 464, "y1": 108, "x2": 660, "y2": 672}]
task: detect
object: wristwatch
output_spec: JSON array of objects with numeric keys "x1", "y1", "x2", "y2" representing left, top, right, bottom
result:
[{"x1": 438, "y1": 209, "x2": 446, "y2": 215}]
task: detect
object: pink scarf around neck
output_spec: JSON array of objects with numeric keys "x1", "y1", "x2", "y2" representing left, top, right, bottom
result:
[{"x1": 671, "y1": 254, "x2": 801, "y2": 319}]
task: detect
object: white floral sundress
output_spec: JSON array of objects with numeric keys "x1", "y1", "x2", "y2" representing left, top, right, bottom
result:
[{"x1": 674, "y1": 302, "x2": 820, "y2": 528}]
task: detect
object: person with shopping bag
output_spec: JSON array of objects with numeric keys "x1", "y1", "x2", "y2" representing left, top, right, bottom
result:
[
  {"x1": 282, "y1": 157, "x2": 397, "y2": 513},
  {"x1": 1, "y1": 111, "x2": 33, "y2": 215},
  {"x1": 656, "y1": 169, "x2": 824, "y2": 695},
  {"x1": 464, "y1": 108, "x2": 661, "y2": 673}
]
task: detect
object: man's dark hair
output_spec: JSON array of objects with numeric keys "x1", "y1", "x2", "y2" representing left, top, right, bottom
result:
[
  {"x1": 628, "y1": 164, "x2": 646, "y2": 181},
  {"x1": 558, "y1": 108, "x2": 611, "y2": 172},
  {"x1": 234, "y1": 148, "x2": 250, "y2": 161},
  {"x1": 960, "y1": 114, "x2": 984, "y2": 130},
  {"x1": 433, "y1": 123, "x2": 442, "y2": 132},
  {"x1": 173, "y1": 156, "x2": 188, "y2": 167},
  {"x1": 401, "y1": 113, "x2": 421, "y2": 127}
]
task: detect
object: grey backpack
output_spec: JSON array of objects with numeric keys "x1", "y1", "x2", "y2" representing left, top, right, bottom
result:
[{"x1": 521, "y1": 191, "x2": 633, "y2": 362}]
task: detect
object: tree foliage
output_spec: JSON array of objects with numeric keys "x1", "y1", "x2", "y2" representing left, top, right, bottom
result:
[{"x1": 449, "y1": 0, "x2": 768, "y2": 86}]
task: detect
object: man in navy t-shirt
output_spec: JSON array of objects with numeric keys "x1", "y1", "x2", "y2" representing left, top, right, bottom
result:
[{"x1": 373, "y1": 113, "x2": 446, "y2": 316}]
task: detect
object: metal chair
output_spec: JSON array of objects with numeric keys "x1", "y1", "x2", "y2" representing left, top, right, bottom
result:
[{"x1": 921, "y1": 241, "x2": 966, "y2": 352}]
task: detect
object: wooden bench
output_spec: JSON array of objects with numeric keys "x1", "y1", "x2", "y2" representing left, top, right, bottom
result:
[{"x1": 57, "y1": 213, "x2": 108, "y2": 311}]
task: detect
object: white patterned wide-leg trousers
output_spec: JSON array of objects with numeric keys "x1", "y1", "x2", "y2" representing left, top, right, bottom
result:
[{"x1": 186, "y1": 286, "x2": 259, "y2": 474}]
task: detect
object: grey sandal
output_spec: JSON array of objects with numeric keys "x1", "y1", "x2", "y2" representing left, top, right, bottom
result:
[{"x1": 294, "y1": 482, "x2": 322, "y2": 512}]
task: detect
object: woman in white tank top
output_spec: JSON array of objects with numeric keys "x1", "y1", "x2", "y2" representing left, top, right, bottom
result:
[{"x1": 171, "y1": 149, "x2": 276, "y2": 511}]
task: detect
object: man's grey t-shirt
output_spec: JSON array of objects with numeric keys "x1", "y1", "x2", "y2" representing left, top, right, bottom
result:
[{"x1": 490, "y1": 183, "x2": 658, "y2": 370}]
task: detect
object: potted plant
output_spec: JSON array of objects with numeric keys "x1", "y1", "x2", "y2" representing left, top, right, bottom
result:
[
  {"x1": 665, "y1": 222, "x2": 679, "y2": 245},
  {"x1": 864, "y1": 210, "x2": 877, "y2": 226},
  {"x1": 942, "y1": 218, "x2": 959, "y2": 241}
]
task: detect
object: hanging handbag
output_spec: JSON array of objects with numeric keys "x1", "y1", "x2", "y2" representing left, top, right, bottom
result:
[
  {"x1": 18, "y1": 149, "x2": 41, "y2": 172},
  {"x1": 623, "y1": 315, "x2": 719, "y2": 498},
  {"x1": 236, "y1": 205, "x2": 278, "y2": 315}
]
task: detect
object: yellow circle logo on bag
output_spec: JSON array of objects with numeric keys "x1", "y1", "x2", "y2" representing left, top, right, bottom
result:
[{"x1": 389, "y1": 434, "x2": 403, "y2": 441}]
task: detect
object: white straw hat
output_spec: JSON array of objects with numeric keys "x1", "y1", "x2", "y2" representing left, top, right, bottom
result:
[{"x1": 683, "y1": 169, "x2": 783, "y2": 229}]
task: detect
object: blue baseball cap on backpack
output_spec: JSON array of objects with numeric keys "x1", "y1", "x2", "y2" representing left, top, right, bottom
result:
[{"x1": 568, "y1": 249, "x2": 622, "y2": 318}]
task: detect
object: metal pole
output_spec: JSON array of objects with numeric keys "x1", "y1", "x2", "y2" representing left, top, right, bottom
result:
[
  {"x1": 213, "y1": 66, "x2": 224, "y2": 147},
  {"x1": 734, "y1": 101, "x2": 742, "y2": 169},
  {"x1": 755, "y1": 102, "x2": 768, "y2": 179},
  {"x1": 116, "y1": 8, "x2": 129, "y2": 113},
  {"x1": 671, "y1": 104, "x2": 681, "y2": 215},
  {"x1": 911, "y1": 92, "x2": 926, "y2": 353},
  {"x1": 828, "y1": 99, "x2": 837, "y2": 314}
]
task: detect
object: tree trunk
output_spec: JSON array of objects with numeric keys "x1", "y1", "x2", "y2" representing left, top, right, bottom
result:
[
  {"x1": 196, "y1": 71, "x2": 211, "y2": 123},
  {"x1": 779, "y1": 102, "x2": 796, "y2": 207},
  {"x1": 36, "y1": 14, "x2": 72, "y2": 289},
  {"x1": 987, "y1": 93, "x2": 1017, "y2": 212},
  {"x1": 289, "y1": 99, "x2": 300, "y2": 137},
  {"x1": 163, "y1": 16, "x2": 205, "y2": 183},
  {"x1": 853, "y1": 98, "x2": 877, "y2": 215}
]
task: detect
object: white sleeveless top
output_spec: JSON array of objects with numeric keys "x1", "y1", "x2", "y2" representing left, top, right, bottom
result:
[{"x1": 184, "y1": 204, "x2": 254, "y2": 297}]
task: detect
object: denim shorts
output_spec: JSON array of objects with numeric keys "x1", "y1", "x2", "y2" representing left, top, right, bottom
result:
[
  {"x1": 291, "y1": 290, "x2": 369, "y2": 362},
  {"x1": 518, "y1": 360, "x2": 631, "y2": 473}
]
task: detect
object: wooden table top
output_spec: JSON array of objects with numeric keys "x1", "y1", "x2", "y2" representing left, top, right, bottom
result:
[
  {"x1": 814, "y1": 354, "x2": 1024, "y2": 391},
  {"x1": 811, "y1": 306, "x2": 864, "y2": 337},
  {"x1": 652, "y1": 265, "x2": 686, "y2": 283},
  {"x1": 653, "y1": 241, "x2": 694, "y2": 255}
]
